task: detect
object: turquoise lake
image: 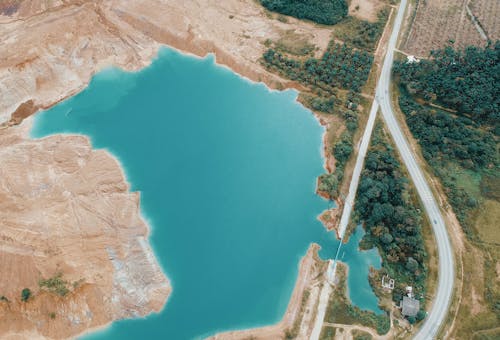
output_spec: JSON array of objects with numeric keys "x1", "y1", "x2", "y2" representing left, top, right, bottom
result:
[{"x1": 31, "y1": 47, "x2": 382, "y2": 339}]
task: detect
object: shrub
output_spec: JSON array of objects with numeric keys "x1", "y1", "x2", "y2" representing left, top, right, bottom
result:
[
  {"x1": 39, "y1": 272, "x2": 70, "y2": 297},
  {"x1": 21, "y1": 288, "x2": 31, "y2": 302},
  {"x1": 416, "y1": 309, "x2": 426, "y2": 321}
]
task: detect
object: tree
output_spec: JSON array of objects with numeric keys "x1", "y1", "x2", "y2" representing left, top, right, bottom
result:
[
  {"x1": 334, "y1": 139, "x2": 353, "y2": 164},
  {"x1": 408, "y1": 316, "x2": 416, "y2": 324},
  {"x1": 21, "y1": 288, "x2": 31, "y2": 302},
  {"x1": 380, "y1": 233, "x2": 393, "y2": 244},
  {"x1": 406, "y1": 257, "x2": 419, "y2": 273},
  {"x1": 416, "y1": 309, "x2": 426, "y2": 321}
]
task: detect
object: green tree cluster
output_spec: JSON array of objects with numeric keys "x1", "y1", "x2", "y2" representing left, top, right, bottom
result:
[
  {"x1": 310, "y1": 95, "x2": 335, "y2": 113},
  {"x1": 395, "y1": 43, "x2": 500, "y2": 242},
  {"x1": 394, "y1": 41, "x2": 500, "y2": 124},
  {"x1": 263, "y1": 42, "x2": 373, "y2": 93},
  {"x1": 399, "y1": 93, "x2": 496, "y2": 170},
  {"x1": 397, "y1": 87, "x2": 498, "y2": 238},
  {"x1": 355, "y1": 125, "x2": 427, "y2": 289},
  {"x1": 316, "y1": 93, "x2": 360, "y2": 199},
  {"x1": 260, "y1": 0, "x2": 348, "y2": 25},
  {"x1": 318, "y1": 127, "x2": 356, "y2": 199},
  {"x1": 263, "y1": 38, "x2": 373, "y2": 203},
  {"x1": 39, "y1": 272, "x2": 70, "y2": 297}
]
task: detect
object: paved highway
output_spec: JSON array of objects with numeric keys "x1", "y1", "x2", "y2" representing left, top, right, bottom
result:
[
  {"x1": 376, "y1": 0, "x2": 455, "y2": 336},
  {"x1": 311, "y1": 0, "x2": 455, "y2": 337}
]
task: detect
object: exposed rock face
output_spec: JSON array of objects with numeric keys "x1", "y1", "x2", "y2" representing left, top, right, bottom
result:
[{"x1": 0, "y1": 122, "x2": 170, "y2": 339}]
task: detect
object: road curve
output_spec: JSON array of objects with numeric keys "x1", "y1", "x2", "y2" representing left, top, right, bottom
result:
[
  {"x1": 311, "y1": 0, "x2": 454, "y2": 337},
  {"x1": 376, "y1": 0, "x2": 455, "y2": 337}
]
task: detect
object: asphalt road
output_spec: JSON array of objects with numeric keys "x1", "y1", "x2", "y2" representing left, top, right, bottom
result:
[
  {"x1": 376, "y1": 0, "x2": 455, "y2": 337},
  {"x1": 312, "y1": 0, "x2": 455, "y2": 337}
]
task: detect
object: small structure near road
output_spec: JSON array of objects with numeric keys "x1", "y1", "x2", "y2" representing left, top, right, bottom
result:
[
  {"x1": 401, "y1": 296, "x2": 420, "y2": 317},
  {"x1": 406, "y1": 55, "x2": 420, "y2": 63},
  {"x1": 381, "y1": 275, "x2": 395, "y2": 290}
]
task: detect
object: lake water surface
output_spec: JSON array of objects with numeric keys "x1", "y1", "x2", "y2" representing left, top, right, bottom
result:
[{"x1": 31, "y1": 47, "x2": 382, "y2": 340}]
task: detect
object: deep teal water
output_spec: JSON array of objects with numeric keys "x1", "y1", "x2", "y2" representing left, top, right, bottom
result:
[{"x1": 31, "y1": 47, "x2": 382, "y2": 340}]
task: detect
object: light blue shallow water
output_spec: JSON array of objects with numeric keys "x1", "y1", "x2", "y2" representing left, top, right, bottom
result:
[{"x1": 31, "y1": 47, "x2": 382, "y2": 340}]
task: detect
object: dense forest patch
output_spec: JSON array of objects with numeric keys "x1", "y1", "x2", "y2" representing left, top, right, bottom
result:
[
  {"x1": 354, "y1": 124, "x2": 428, "y2": 304},
  {"x1": 399, "y1": 95, "x2": 496, "y2": 170},
  {"x1": 260, "y1": 0, "x2": 348, "y2": 25},
  {"x1": 395, "y1": 41, "x2": 500, "y2": 126},
  {"x1": 394, "y1": 42, "x2": 500, "y2": 240},
  {"x1": 263, "y1": 42, "x2": 373, "y2": 93}
]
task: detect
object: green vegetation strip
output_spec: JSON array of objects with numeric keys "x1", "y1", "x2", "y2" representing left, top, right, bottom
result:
[
  {"x1": 263, "y1": 40, "x2": 372, "y2": 200},
  {"x1": 264, "y1": 43, "x2": 373, "y2": 93},
  {"x1": 260, "y1": 0, "x2": 348, "y2": 25}
]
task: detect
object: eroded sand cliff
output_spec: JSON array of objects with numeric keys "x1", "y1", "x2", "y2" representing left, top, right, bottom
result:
[
  {"x1": 0, "y1": 0, "x2": 335, "y2": 124},
  {"x1": 0, "y1": 0, "x2": 336, "y2": 338},
  {"x1": 0, "y1": 121, "x2": 170, "y2": 339}
]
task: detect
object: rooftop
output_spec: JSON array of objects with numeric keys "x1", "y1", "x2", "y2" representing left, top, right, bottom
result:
[{"x1": 401, "y1": 296, "x2": 420, "y2": 317}]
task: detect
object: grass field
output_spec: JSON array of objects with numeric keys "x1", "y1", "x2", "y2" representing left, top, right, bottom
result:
[
  {"x1": 475, "y1": 200, "x2": 500, "y2": 244},
  {"x1": 266, "y1": 30, "x2": 317, "y2": 57}
]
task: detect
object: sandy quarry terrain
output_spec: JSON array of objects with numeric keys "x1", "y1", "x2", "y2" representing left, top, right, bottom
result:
[
  {"x1": 0, "y1": 0, "x2": 337, "y2": 338},
  {"x1": 0, "y1": 120, "x2": 170, "y2": 339},
  {"x1": 0, "y1": 0, "x2": 336, "y2": 124}
]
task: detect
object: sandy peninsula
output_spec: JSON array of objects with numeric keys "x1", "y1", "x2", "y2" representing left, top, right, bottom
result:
[
  {"x1": 0, "y1": 0, "x2": 378, "y2": 338},
  {"x1": 0, "y1": 120, "x2": 170, "y2": 339}
]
